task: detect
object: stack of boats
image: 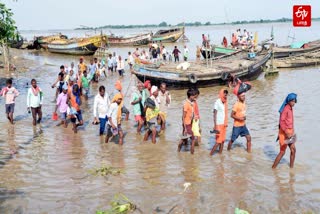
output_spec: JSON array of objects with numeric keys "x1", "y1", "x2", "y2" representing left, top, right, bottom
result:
[
  {"x1": 12, "y1": 26, "x2": 185, "y2": 55},
  {"x1": 272, "y1": 40, "x2": 320, "y2": 68},
  {"x1": 107, "y1": 26, "x2": 185, "y2": 46}
]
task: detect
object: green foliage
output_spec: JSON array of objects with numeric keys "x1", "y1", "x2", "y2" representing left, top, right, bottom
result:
[
  {"x1": 0, "y1": 2, "x2": 17, "y2": 44},
  {"x1": 96, "y1": 193, "x2": 136, "y2": 214}
]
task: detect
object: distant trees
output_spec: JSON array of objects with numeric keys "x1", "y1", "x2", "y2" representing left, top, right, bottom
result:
[
  {"x1": 158, "y1": 22, "x2": 168, "y2": 27},
  {"x1": 74, "y1": 17, "x2": 320, "y2": 30}
]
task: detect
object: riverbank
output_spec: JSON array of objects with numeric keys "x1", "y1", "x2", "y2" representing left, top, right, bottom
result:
[{"x1": 0, "y1": 48, "x2": 37, "y2": 79}]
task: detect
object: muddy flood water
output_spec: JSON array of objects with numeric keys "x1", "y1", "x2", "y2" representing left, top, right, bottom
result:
[{"x1": 1, "y1": 24, "x2": 320, "y2": 213}]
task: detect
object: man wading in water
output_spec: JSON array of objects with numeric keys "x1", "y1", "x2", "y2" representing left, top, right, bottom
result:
[
  {"x1": 27, "y1": 79, "x2": 43, "y2": 126},
  {"x1": 210, "y1": 89, "x2": 228, "y2": 155},
  {"x1": 227, "y1": 92, "x2": 252, "y2": 152},
  {"x1": 272, "y1": 93, "x2": 297, "y2": 169}
]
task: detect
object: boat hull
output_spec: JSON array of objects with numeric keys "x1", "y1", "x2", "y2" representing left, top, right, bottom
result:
[
  {"x1": 273, "y1": 45, "x2": 320, "y2": 58},
  {"x1": 134, "y1": 53, "x2": 271, "y2": 89},
  {"x1": 47, "y1": 35, "x2": 106, "y2": 55},
  {"x1": 108, "y1": 33, "x2": 151, "y2": 46},
  {"x1": 10, "y1": 39, "x2": 23, "y2": 49},
  {"x1": 47, "y1": 44, "x2": 98, "y2": 55},
  {"x1": 152, "y1": 27, "x2": 184, "y2": 43}
]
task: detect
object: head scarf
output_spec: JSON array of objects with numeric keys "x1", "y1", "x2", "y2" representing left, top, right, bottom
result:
[
  {"x1": 219, "y1": 88, "x2": 228, "y2": 125},
  {"x1": 279, "y1": 93, "x2": 297, "y2": 113},
  {"x1": 144, "y1": 80, "x2": 151, "y2": 89},
  {"x1": 112, "y1": 93, "x2": 123, "y2": 102},
  {"x1": 72, "y1": 84, "x2": 81, "y2": 105},
  {"x1": 112, "y1": 92, "x2": 123, "y2": 124},
  {"x1": 115, "y1": 80, "x2": 122, "y2": 91},
  {"x1": 151, "y1": 85, "x2": 158, "y2": 95}
]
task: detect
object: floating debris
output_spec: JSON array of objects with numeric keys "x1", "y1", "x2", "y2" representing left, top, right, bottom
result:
[
  {"x1": 183, "y1": 182, "x2": 191, "y2": 192},
  {"x1": 96, "y1": 193, "x2": 137, "y2": 214},
  {"x1": 89, "y1": 165, "x2": 124, "y2": 177}
]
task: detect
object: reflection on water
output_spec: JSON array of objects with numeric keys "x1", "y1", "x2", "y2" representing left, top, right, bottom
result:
[{"x1": 0, "y1": 27, "x2": 320, "y2": 213}]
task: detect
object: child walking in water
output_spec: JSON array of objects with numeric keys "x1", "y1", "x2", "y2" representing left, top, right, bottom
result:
[
  {"x1": 55, "y1": 84, "x2": 69, "y2": 128},
  {"x1": 178, "y1": 88, "x2": 197, "y2": 154},
  {"x1": 144, "y1": 98, "x2": 159, "y2": 144},
  {"x1": 1, "y1": 79, "x2": 19, "y2": 124}
]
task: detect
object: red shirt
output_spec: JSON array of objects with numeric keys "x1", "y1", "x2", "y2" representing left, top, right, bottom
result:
[
  {"x1": 279, "y1": 104, "x2": 294, "y2": 131},
  {"x1": 194, "y1": 100, "x2": 200, "y2": 119}
]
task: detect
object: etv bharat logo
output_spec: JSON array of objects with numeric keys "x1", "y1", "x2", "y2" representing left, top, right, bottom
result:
[{"x1": 293, "y1": 5, "x2": 311, "y2": 27}]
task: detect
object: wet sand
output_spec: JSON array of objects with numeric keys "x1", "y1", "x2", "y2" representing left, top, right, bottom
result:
[{"x1": 0, "y1": 47, "x2": 320, "y2": 213}]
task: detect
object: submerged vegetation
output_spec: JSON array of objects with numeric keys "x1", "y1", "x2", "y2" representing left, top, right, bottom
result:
[
  {"x1": 89, "y1": 165, "x2": 124, "y2": 177},
  {"x1": 96, "y1": 194, "x2": 137, "y2": 214}
]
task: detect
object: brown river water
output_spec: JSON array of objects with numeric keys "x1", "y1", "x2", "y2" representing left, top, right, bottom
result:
[{"x1": 1, "y1": 24, "x2": 320, "y2": 213}]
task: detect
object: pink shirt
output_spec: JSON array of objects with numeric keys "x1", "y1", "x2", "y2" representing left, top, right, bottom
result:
[
  {"x1": 280, "y1": 104, "x2": 294, "y2": 131},
  {"x1": 1, "y1": 87, "x2": 19, "y2": 104},
  {"x1": 56, "y1": 92, "x2": 68, "y2": 113}
]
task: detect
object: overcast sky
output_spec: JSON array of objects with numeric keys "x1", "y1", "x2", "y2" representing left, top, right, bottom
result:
[{"x1": 2, "y1": 0, "x2": 319, "y2": 30}]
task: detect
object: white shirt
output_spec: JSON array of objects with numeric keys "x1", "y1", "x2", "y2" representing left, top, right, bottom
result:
[
  {"x1": 117, "y1": 59, "x2": 125, "y2": 70},
  {"x1": 184, "y1": 48, "x2": 189, "y2": 57},
  {"x1": 213, "y1": 98, "x2": 226, "y2": 125},
  {"x1": 162, "y1": 48, "x2": 167, "y2": 55},
  {"x1": 112, "y1": 56, "x2": 117, "y2": 66},
  {"x1": 129, "y1": 55, "x2": 135, "y2": 64},
  {"x1": 150, "y1": 95, "x2": 160, "y2": 108},
  {"x1": 158, "y1": 90, "x2": 171, "y2": 113},
  {"x1": 27, "y1": 88, "x2": 43, "y2": 108},
  {"x1": 93, "y1": 93, "x2": 110, "y2": 118},
  {"x1": 107, "y1": 103, "x2": 119, "y2": 127}
]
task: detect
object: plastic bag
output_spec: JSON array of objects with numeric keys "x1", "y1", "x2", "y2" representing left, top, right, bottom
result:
[
  {"x1": 192, "y1": 119, "x2": 201, "y2": 137},
  {"x1": 233, "y1": 81, "x2": 252, "y2": 95}
]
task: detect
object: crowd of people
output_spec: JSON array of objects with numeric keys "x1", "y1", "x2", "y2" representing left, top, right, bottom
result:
[
  {"x1": 0, "y1": 53, "x2": 298, "y2": 168},
  {"x1": 128, "y1": 44, "x2": 190, "y2": 64}
]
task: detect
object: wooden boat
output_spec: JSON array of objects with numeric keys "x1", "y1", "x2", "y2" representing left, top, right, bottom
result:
[
  {"x1": 133, "y1": 52, "x2": 271, "y2": 88},
  {"x1": 107, "y1": 33, "x2": 151, "y2": 46},
  {"x1": 201, "y1": 46, "x2": 241, "y2": 59},
  {"x1": 152, "y1": 27, "x2": 184, "y2": 43},
  {"x1": 9, "y1": 38, "x2": 23, "y2": 49},
  {"x1": 47, "y1": 35, "x2": 107, "y2": 55},
  {"x1": 273, "y1": 40, "x2": 320, "y2": 58},
  {"x1": 31, "y1": 34, "x2": 68, "y2": 50},
  {"x1": 274, "y1": 50, "x2": 320, "y2": 68}
]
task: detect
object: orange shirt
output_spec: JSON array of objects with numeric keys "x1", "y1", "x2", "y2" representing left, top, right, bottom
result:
[
  {"x1": 70, "y1": 94, "x2": 80, "y2": 111},
  {"x1": 183, "y1": 99, "x2": 194, "y2": 125},
  {"x1": 232, "y1": 101, "x2": 246, "y2": 127}
]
